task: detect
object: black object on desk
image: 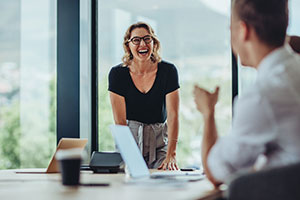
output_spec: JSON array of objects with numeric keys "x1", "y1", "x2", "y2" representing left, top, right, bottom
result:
[
  {"x1": 180, "y1": 168, "x2": 195, "y2": 171},
  {"x1": 80, "y1": 164, "x2": 92, "y2": 171},
  {"x1": 89, "y1": 151, "x2": 123, "y2": 173},
  {"x1": 80, "y1": 183, "x2": 110, "y2": 187}
]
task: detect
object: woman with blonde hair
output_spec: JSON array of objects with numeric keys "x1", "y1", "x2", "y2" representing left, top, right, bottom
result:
[{"x1": 108, "y1": 22, "x2": 180, "y2": 170}]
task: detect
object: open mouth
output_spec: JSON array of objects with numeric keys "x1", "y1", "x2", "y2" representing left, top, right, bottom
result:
[{"x1": 138, "y1": 49, "x2": 149, "y2": 55}]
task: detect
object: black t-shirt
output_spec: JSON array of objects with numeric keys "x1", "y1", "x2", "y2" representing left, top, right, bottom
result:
[{"x1": 108, "y1": 60, "x2": 180, "y2": 124}]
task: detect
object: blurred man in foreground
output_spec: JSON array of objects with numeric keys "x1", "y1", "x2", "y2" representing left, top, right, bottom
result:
[{"x1": 194, "y1": 0, "x2": 300, "y2": 186}]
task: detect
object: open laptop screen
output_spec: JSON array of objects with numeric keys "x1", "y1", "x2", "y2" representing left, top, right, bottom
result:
[{"x1": 110, "y1": 125, "x2": 150, "y2": 178}]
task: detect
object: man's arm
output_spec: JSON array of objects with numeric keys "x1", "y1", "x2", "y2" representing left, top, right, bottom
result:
[
  {"x1": 195, "y1": 86, "x2": 272, "y2": 185},
  {"x1": 194, "y1": 86, "x2": 222, "y2": 186},
  {"x1": 202, "y1": 112, "x2": 222, "y2": 186}
]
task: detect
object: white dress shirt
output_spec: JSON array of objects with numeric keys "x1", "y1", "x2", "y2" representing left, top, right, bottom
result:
[{"x1": 208, "y1": 45, "x2": 300, "y2": 182}]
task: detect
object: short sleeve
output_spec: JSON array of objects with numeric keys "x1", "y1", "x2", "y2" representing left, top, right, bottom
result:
[
  {"x1": 108, "y1": 66, "x2": 127, "y2": 97},
  {"x1": 165, "y1": 64, "x2": 180, "y2": 94}
]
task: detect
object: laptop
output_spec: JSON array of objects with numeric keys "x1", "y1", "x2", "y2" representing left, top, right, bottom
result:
[
  {"x1": 16, "y1": 138, "x2": 88, "y2": 174},
  {"x1": 109, "y1": 125, "x2": 204, "y2": 180}
]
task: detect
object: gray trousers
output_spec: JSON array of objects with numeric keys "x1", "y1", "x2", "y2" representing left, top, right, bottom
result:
[{"x1": 127, "y1": 120, "x2": 168, "y2": 169}]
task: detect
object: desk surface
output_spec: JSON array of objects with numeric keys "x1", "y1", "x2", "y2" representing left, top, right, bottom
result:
[{"x1": 0, "y1": 169, "x2": 222, "y2": 200}]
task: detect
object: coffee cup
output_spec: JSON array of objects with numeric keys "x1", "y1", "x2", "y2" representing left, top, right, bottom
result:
[{"x1": 56, "y1": 148, "x2": 83, "y2": 186}]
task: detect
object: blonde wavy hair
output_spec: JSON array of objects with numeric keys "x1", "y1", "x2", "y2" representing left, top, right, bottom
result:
[{"x1": 122, "y1": 22, "x2": 161, "y2": 66}]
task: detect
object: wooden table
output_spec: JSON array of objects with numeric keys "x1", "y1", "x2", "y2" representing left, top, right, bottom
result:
[{"x1": 0, "y1": 169, "x2": 222, "y2": 200}]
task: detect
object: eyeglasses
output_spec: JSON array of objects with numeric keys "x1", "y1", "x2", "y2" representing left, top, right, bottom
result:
[{"x1": 128, "y1": 35, "x2": 153, "y2": 45}]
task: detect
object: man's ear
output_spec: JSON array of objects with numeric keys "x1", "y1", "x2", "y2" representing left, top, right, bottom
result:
[{"x1": 239, "y1": 21, "x2": 250, "y2": 42}]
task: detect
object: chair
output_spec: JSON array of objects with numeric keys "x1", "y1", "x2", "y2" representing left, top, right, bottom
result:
[{"x1": 226, "y1": 162, "x2": 300, "y2": 200}]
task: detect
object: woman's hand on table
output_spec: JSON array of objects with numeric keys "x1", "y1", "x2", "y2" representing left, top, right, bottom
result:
[{"x1": 158, "y1": 153, "x2": 179, "y2": 170}]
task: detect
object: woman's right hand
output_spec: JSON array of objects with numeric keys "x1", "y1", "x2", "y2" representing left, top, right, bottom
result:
[{"x1": 158, "y1": 152, "x2": 179, "y2": 170}]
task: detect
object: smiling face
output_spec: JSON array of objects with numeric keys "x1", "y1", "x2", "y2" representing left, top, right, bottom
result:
[{"x1": 128, "y1": 28, "x2": 154, "y2": 63}]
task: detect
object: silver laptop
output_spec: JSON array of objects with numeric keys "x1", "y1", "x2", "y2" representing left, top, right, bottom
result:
[{"x1": 109, "y1": 124, "x2": 204, "y2": 180}]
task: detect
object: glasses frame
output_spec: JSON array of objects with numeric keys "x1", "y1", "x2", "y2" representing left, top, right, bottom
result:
[{"x1": 128, "y1": 35, "x2": 153, "y2": 45}]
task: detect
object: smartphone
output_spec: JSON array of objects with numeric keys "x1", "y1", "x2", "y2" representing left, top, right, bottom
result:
[
  {"x1": 180, "y1": 168, "x2": 195, "y2": 171},
  {"x1": 80, "y1": 183, "x2": 110, "y2": 187}
]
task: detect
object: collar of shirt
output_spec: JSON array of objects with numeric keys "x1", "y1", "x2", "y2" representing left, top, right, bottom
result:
[{"x1": 256, "y1": 45, "x2": 294, "y2": 81}]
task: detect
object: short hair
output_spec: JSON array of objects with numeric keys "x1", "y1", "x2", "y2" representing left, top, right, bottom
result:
[
  {"x1": 122, "y1": 22, "x2": 161, "y2": 66},
  {"x1": 232, "y1": 0, "x2": 289, "y2": 47}
]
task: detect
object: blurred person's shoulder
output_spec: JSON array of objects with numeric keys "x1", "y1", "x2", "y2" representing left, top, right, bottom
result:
[{"x1": 254, "y1": 46, "x2": 300, "y2": 103}]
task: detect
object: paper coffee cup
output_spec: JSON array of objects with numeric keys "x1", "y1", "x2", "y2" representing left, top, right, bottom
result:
[{"x1": 56, "y1": 148, "x2": 83, "y2": 186}]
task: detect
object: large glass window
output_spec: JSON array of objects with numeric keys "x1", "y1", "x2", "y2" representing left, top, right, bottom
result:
[
  {"x1": 98, "y1": 0, "x2": 232, "y2": 167},
  {"x1": 238, "y1": 1, "x2": 300, "y2": 95},
  {"x1": 0, "y1": 0, "x2": 56, "y2": 169},
  {"x1": 288, "y1": 0, "x2": 300, "y2": 35}
]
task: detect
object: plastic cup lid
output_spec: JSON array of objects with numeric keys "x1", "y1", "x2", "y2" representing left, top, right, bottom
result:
[{"x1": 55, "y1": 148, "x2": 83, "y2": 160}]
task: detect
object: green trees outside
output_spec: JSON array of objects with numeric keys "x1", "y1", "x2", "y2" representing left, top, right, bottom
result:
[
  {"x1": 98, "y1": 79, "x2": 115, "y2": 151},
  {"x1": 0, "y1": 77, "x2": 56, "y2": 169},
  {"x1": 0, "y1": 103, "x2": 21, "y2": 169}
]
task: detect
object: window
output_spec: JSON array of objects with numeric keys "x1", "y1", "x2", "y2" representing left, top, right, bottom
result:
[
  {"x1": 289, "y1": 0, "x2": 300, "y2": 35},
  {"x1": 0, "y1": 0, "x2": 56, "y2": 169},
  {"x1": 98, "y1": 0, "x2": 232, "y2": 167}
]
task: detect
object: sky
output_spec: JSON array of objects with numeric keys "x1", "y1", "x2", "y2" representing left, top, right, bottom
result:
[{"x1": 199, "y1": 0, "x2": 230, "y2": 16}]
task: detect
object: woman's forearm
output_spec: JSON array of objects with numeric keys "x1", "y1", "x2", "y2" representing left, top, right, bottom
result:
[
  {"x1": 114, "y1": 117, "x2": 127, "y2": 125},
  {"x1": 167, "y1": 115, "x2": 179, "y2": 156},
  {"x1": 109, "y1": 92, "x2": 127, "y2": 125},
  {"x1": 165, "y1": 89, "x2": 180, "y2": 157}
]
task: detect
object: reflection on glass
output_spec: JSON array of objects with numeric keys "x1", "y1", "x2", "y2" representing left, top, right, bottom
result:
[
  {"x1": 0, "y1": 0, "x2": 56, "y2": 169},
  {"x1": 98, "y1": 0, "x2": 232, "y2": 167}
]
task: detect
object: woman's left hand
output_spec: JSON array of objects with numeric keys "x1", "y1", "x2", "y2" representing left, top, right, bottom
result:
[{"x1": 158, "y1": 153, "x2": 179, "y2": 170}]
